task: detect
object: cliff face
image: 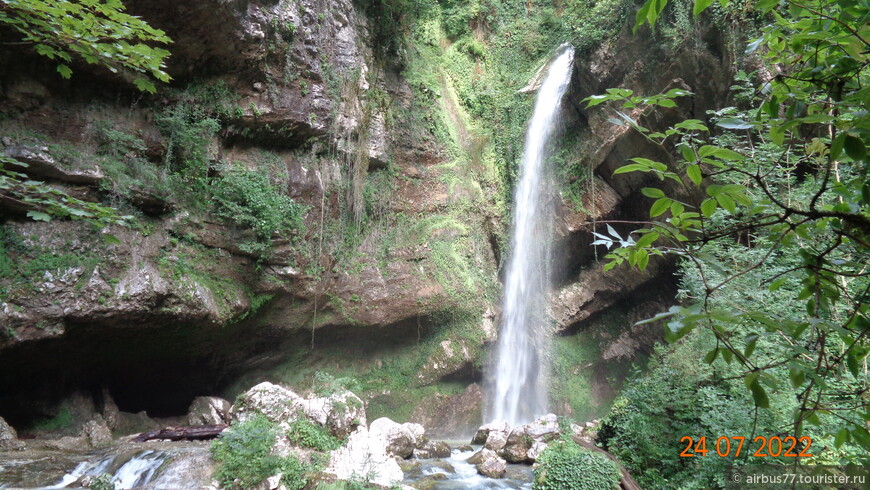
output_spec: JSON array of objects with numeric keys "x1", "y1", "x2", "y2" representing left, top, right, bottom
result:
[{"x1": 0, "y1": 0, "x2": 736, "y2": 434}]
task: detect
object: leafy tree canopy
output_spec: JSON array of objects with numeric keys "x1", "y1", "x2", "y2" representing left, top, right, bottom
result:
[
  {"x1": 586, "y1": 0, "x2": 869, "y2": 462},
  {"x1": 0, "y1": 0, "x2": 172, "y2": 92}
]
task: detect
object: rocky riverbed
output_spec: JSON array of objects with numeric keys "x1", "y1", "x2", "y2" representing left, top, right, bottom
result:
[{"x1": 0, "y1": 381, "x2": 613, "y2": 489}]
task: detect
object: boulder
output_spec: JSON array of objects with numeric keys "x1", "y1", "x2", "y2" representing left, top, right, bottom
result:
[
  {"x1": 325, "y1": 427, "x2": 404, "y2": 487},
  {"x1": 471, "y1": 420, "x2": 510, "y2": 445},
  {"x1": 525, "y1": 413, "x2": 559, "y2": 440},
  {"x1": 484, "y1": 430, "x2": 508, "y2": 451},
  {"x1": 187, "y1": 396, "x2": 232, "y2": 426},
  {"x1": 100, "y1": 388, "x2": 122, "y2": 431},
  {"x1": 527, "y1": 441, "x2": 548, "y2": 462},
  {"x1": 499, "y1": 432, "x2": 531, "y2": 463},
  {"x1": 82, "y1": 416, "x2": 112, "y2": 447},
  {"x1": 299, "y1": 390, "x2": 366, "y2": 438},
  {"x1": 413, "y1": 439, "x2": 451, "y2": 459},
  {"x1": 468, "y1": 448, "x2": 507, "y2": 479},
  {"x1": 369, "y1": 417, "x2": 419, "y2": 459},
  {"x1": 477, "y1": 456, "x2": 507, "y2": 479},
  {"x1": 0, "y1": 416, "x2": 23, "y2": 450},
  {"x1": 229, "y1": 382, "x2": 303, "y2": 424}
]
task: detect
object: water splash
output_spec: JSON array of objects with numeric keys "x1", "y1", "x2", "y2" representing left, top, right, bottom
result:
[{"x1": 489, "y1": 45, "x2": 574, "y2": 427}]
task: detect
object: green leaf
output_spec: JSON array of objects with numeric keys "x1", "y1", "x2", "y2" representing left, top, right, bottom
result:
[
  {"x1": 686, "y1": 164, "x2": 702, "y2": 185},
  {"x1": 635, "y1": 231, "x2": 659, "y2": 248},
  {"x1": 650, "y1": 198, "x2": 671, "y2": 217},
  {"x1": 102, "y1": 234, "x2": 122, "y2": 245},
  {"x1": 641, "y1": 187, "x2": 665, "y2": 198},
  {"x1": 846, "y1": 349, "x2": 861, "y2": 377},
  {"x1": 693, "y1": 0, "x2": 715, "y2": 17},
  {"x1": 670, "y1": 201, "x2": 685, "y2": 216},
  {"x1": 830, "y1": 133, "x2": 846, "y2": 160},
  {"x1": 711, "y1": 148, "x2": 745, "y2": 161},
  {"x1": 834, "y1": 428, "x2": 850, "y2": 448},
  {"x1": 704, "y1": 348, "x2": 719, "y2": 364},
  {"x1": 613, "y1": 163, "x2": 649, "y2": 175},
  {"x1": 789, "y1": 368, "x2": 805, "y2": 389},
  {"x1": 133, "y1": 77, "x2": 157, "y2": 93},
  {"x1": 744, "y1": 334, "x2": 759, "y2": 358},
  {"x1": 26, "y1": 210, "x2": 52, "y2": 222},
  {"x1": 749, "y1": 380, "x2": 770, "y2": 408},
  {"x1": 56, "y1": 64, "x2": 72, "y2": 78},
  {"x1": 716, "y1": 194, "x2": 736, "y2": 213},
  {"x1": 701, "y1": 198, "x2": 717, "y2": 217},
  {"x1": 843, "y1": 135, "x2": 866, "y2": 161},
  {"x1": 851, "y1": 427, "x2": 870, "y2": 451},
  {"x1": 679, "y1": 145, "x2": 695, "y2": 163}
]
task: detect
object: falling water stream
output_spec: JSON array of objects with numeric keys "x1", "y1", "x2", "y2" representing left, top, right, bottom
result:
[{"x1": 490, "y1": 45, "x2": 575, "y2": 427}]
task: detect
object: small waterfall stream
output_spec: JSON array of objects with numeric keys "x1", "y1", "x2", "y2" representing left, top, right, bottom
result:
[{"x1": 489, "y1": 45, "x2": 575, "y2": 427}]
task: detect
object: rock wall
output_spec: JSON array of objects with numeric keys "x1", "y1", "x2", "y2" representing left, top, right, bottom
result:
[
  {"x1": 0, "y1": 0, "x2": 499, "y2": 429},
  {"x1": 0, "y1": 1, "x2": 739, "y2": 434}
]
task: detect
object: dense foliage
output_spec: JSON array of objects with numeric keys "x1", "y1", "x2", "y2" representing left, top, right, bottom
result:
[
  {"x1": 212, "y1": 166, "x2": 307, "y2": 252},
  {"x1": 0, "y1": 0, "x2": 171, "y2": 92},
  {"x1": 587, "y1": 0, "x2": 869, "y2": 485},
  {"x1": 533, "y1": 440, "x2": 622, "y2": 490},
  {"x1": 211, "y1": 415, "x2": 308, "y2": 489},
  {"x1": 286, "y1": 417, "x2": 341, "y2": 451}
]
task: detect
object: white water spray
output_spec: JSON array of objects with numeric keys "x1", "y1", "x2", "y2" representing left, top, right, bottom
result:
[{"x1": 489, "y1": 45, "x2": 574, "y2": 427}]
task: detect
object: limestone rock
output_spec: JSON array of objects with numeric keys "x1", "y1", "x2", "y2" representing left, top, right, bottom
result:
[
  {"x1": 468, "y1": 448, "x2": 506, "y2": 479},
  {"x1": 100, "y1": 388, "x2": 122, "y2": 431},
  {"x1": 477, "y1": 456, "x2": 507, "y2": 479},
  {"x1": 325, "y1": 427, "x2": 404, "y2": 487},
  {"x1": 299, "y1": 390, "x2": 366, "y2": 439},
  {"x1": 413, "y1": 439, "x2": 451, "y2": 459},
  {"x1": 369, "y1": 417, "x2": 419, "y2": 459},
  {"x1": 82, "y1": 416, "x2": 112, "y2": 447},
  {"x1": 471, "y1": 420, "x2": 510, "y2": 445},
  {"x1": 230, "y1": 382, "x2": 303, "y2": 424},
  {"x1": 0, "y1": 416, "x2": 23, "y2": 450},
  {"x1": 527, "y1": 441, "x2": 548, "y2": 462},
  {"x1": 484, "y1": 430, "x2": 508, "y2": 451},
  {"x1": 187, "y1": 396, "x2": 232, "y2": 426},
  {"x1": 499, "y1": 414, "x2": 560, "y2": 463}
]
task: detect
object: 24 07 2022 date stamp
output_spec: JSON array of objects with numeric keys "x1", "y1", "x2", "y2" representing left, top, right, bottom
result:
[{"x1": 679, "y1": 436, "x2": 813, "y2": 458}]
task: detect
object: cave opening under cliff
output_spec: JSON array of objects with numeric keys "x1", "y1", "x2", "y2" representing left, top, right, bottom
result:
[{"x1": 0, "y1": 319, "x2": 254, "y2": 430}]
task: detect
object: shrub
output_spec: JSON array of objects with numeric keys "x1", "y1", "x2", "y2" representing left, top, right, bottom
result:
[
  {"x1": 211, "y1": 415, "x2": 281, "y2": 488},
  {"x1": 211, "y1": 166, "x2": 307, "y2": 249},
  {"x1": 211, "y1": 415, "x2": 312, "y2": 489},
  {"x1": 287, "y1": 418, "x2": 340, "y2": 451},
  {"x1": 533, "y1": 440, "x2": 621, "y2": 490}
]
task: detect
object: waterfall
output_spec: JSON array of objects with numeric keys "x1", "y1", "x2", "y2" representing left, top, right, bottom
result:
[{"x1": 489, "y1": 45, "x2": 574, "y2": 427}]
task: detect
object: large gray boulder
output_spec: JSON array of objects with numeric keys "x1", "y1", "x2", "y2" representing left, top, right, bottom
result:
[
  {"x1": 325, "y1": 426, "x2": 404, "y2": 487},
  {"x1": 468, "y1": 448, "x2": 507, "y2": 479},
  {"x1": 187, "y1": 396, "x2": 231, "y2": 426},
  {"x1": 471, "y1": 420, "x2": 510, "y2": 445},
  {"x1": 229, "y1": 382, "x2": 303, "y2": 424},
  {"x1": 369, "y1": 417, "x2": 422, "y2": 459},
  {"x1": 413, "y1": 439, "x2": 451, "y2": 459}
]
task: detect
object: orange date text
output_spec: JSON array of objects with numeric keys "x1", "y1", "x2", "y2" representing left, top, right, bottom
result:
[{"x1": 679, "y1": 436, "x2": 813, "y2": 458}]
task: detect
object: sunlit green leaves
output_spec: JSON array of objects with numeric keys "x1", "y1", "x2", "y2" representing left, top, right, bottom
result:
[
  {"x1": 0, "y1": 0, "x2": 172, "y2": 92},
  {"x1": 1, "y1": 156, "x2": 130, "y2": 227}
]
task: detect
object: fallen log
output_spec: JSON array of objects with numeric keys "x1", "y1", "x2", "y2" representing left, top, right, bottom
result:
[{"x1": 133, "y1": 424, "x2": 228, "y2": 442}]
